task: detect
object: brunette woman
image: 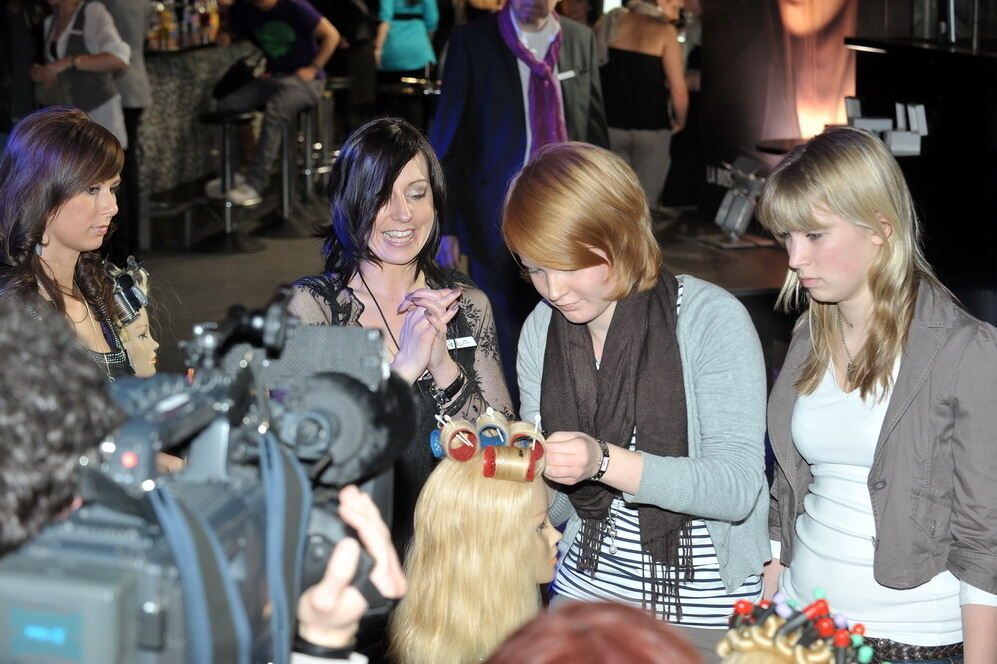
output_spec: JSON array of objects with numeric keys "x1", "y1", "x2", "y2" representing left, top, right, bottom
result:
[
  {"x1": 288, "y1": 117, "x2": 512, "y2": 552},
  {"x1": 0, "y1": 106, "x2": 132, "y2": 380}
]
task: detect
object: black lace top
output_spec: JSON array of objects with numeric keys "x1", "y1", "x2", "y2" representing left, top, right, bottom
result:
[{"x1": 289, "y1": 270, "x2": 513, "y2": 551}]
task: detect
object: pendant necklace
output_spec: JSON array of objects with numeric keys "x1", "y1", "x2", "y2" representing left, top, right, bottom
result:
[
  {"x1": 76, "y1": 280, "x2": 113, "y2": 381},
  {"x1": 357, "y1": 270, "x2": 401, "y2": 353},
  {"x1": 838, "y1": 311, "x2": 857, "y2": 384}
]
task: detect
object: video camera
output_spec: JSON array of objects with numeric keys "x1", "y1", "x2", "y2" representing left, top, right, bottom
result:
[{"x1": 0, "y1": 289, "x2": 414, "y2": 664}]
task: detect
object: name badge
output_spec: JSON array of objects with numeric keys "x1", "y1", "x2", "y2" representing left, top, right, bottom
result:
[
  {"x1": 446, "y1": 336, "x2": 477, "y2": 350},
  {"x1": 557, "y1": 70, "x2": 577, "y2": 81}
]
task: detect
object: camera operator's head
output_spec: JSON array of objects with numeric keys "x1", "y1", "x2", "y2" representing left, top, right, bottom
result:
[{"x1": 0, "y1": 297, "x2": 122, "y2": 555}]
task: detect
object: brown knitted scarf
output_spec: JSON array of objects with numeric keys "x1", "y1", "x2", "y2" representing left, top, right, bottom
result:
[{"x1": 539, "y1": 272, "x2": 693, "y2": 618}]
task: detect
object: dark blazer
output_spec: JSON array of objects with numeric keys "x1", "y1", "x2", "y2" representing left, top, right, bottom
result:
[
  {"x1": 430, "y1": 13, "x2": 608, "y2": 270},
  {"x1": 768, "y1": 280, "x2": 997, "y2": 595}
]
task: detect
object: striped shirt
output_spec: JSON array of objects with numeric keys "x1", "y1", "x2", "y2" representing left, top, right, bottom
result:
[
  {"x1": 552, "y1": 503, "x2": 762, "y2": 627},
  {"x1": 550, "y1": 277, "x2": 761, "y2": 627}
]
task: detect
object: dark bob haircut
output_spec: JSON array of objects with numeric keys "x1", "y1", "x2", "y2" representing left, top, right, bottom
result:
[{"x1": 322, "y1": 117, "x2": 446, "y2": 284}]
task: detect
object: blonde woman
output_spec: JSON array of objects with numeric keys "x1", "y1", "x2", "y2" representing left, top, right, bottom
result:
[
  {"x1": 389, "y1": 456, "x2": 562, "y2": 664},
  {"x1": 504, "y1": 142, "x2": 768, "y2": 664},
  {"x1": 758, "y1": 127, "x2": 997, "y2": 663}
]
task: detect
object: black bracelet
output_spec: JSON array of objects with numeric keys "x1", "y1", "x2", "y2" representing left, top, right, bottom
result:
[
  {"x1": 428, "y1": 366, "x2": 466, "y2": 406},
  {"x1": 293, "y1": 633, "x2": 356, "y2": 659}
]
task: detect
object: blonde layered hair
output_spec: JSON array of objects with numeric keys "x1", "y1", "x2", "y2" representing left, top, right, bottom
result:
[
  {"x1": 388, "y1": 458, "x2": 542, "y2": 664},
  {"x1": 502, "y1": 142, "x2": 663, "y2": 300},
  {"x1": 756, "y1": 127, "x2": 945, "y2": 399}
]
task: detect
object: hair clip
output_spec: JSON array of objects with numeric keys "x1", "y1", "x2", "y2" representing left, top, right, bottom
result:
[
  {"x1": 107, "y1": 256, "x2": 150, "y2": 325},
  {"x1": 430, "y1": 409, "x2": 546, "y2": 482}
]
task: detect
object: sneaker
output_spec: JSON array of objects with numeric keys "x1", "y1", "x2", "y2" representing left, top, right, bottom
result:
[
  {"x1": 225, "y1": 183, "x2": 262, "y2": 207},
  {"x1": 205, "y1": 173, "x2": 247, "y2": 200}
]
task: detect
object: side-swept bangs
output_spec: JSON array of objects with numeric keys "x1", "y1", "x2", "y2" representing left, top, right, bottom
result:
[{"x1": 502, "y1": 142, "x2": 661, "y2": 300}]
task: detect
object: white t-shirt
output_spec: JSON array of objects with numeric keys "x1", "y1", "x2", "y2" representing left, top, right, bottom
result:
[{"x1": 779, "y1": 361, "x2": 997, "y2": 645}]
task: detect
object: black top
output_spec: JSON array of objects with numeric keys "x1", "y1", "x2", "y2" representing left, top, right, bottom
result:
[
  {"x1": 0, "y1": 275, "x2": 133, "y2": 381},
  {"x1": 291, "y1": 270, "x2": 513, "y2": 553},
  {"x1": 601, "y1": 47, "x2": 670, "y2": 130}
]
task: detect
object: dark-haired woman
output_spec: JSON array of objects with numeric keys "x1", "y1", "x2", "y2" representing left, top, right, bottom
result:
[
  {"x1": 0, "y1": 106, "x2": 133, "y2": 381},
  {"x1": 288, "y1": 117, "x2": 512, "y2": 551}
]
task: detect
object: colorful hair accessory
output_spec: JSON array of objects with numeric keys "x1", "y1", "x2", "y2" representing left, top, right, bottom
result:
[
  {"x1": 483, "y1": 445, "x2": 537, "y2": 482},
  {"x1": 429, "y1": 411, "x2": 547, "y2": 481},
  {"x1": 107, "y1": 256, "x2": 150, "y2": 325},
  {"x1": 718, "y1": 590, "x2": 869, "y2": 664},
  {"x1": 477, "y1": 408, "x2": 510, "y2": 447},
  {"x1": 439, "y1": 418, "x2": 479, "y2": 461}
]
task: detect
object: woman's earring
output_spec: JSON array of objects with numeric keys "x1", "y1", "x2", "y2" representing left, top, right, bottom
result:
[{"x1": 34, "y1": 242, "x2": 44, "y2": 257}]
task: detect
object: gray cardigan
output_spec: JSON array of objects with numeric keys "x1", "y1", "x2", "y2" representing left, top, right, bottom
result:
[{"x1": 517, "y1": 275, "x2": 770, "y2": 593}]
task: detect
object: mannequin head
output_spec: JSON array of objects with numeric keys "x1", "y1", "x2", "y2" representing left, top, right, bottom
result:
[
  {"x1": 389, "y1": 457, "x2": 560, "y2": 664},
  {"x1": 119, "y1": 308, "x2": 159, "y2": 378},
  {"x1": 109, "y1": 260, "x2": 158, "y2": 378},
  {"x1": 716, "y1": 596, "x2": 869, "y2": 664}
]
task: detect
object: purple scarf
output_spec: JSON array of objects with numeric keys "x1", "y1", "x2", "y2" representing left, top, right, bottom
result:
[{"x1": 498, "y1": 3, "x2": 569, "y2": 157}]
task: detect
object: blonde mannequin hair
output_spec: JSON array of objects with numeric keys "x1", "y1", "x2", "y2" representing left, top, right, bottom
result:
[
  {"x1": 756, "y1": 126, "x2": 947, "y2": 399},
  {"x1": 388, "y1": 457, "x2": 543, "y2": 664}
]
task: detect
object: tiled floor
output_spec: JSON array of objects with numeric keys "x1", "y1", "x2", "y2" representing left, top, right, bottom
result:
[{"x1": 144, "y1": 223, "x2": 327, "y2": 373}]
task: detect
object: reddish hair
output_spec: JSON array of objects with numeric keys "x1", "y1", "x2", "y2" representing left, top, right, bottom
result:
[{"x1": 483, "y1": 601, "x2": 705, "y2": 664}]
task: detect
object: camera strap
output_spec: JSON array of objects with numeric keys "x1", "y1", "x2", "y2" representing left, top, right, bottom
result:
[
  {"x1": 260, "y1": 431, "x2": 313, "y2": 664},
  {"x1": 148, "y1": 486, "x2": 252, "y2": 664}
]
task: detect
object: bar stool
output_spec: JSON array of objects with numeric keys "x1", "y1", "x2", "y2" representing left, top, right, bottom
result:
[
  {"x1": 254, "y1": 109, "x2": 315, "y2": 238},
  {"x1": 376, "y1": 76, "x2": 440, "y2": 135},
  {"x1": 193, "y1": 111, "x2": 266, "y2": 254}
]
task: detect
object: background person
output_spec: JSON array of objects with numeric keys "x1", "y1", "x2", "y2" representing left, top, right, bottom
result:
[
  {"x1": 374, "y1": 0, "x2": 438, "y2": 129},
  {"x1": 30, "y1": 0, "x2": 130, "y2": 147},
  {"x1": 758, "y1": 126, "x2": 997, "y2": 664},
  {"x1": 505, "y1": 142, "x2": 769, "y2": 664},
  {"x1": 210, "y1": 0, "x2": 340, "y2": 206},
  {"x1": 100, "y1": 0, "x2": 152, "y2": 263},
  {"x1": 429, "y1": 0, "x2": 608, "y2": 402},
  {"x1": 594, "y1": 0, "x2": 687, "y2": 209},
  {"x1": 0, "y1": 106, "x2": 133, "y2": 380}
]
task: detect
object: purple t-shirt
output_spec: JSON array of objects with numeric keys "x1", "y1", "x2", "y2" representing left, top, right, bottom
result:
[{"x1": 230, "y1": 0, "x2": 323, "y2": 76}]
